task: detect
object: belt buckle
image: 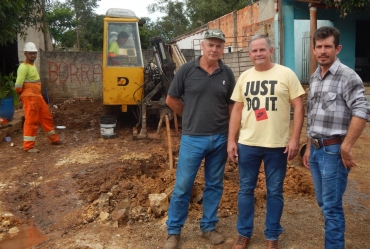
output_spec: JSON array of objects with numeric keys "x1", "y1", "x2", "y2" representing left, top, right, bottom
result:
[{"x1": 311, "y1": 138, "x2": 320, "y2": 149}]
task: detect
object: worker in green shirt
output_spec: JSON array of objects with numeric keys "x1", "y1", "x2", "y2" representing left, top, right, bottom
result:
[{"x1": 108, "y1": 31, "x2": 129, "y2": 65}]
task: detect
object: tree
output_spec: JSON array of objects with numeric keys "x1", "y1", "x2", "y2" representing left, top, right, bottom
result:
[
  {"x1": 139, "y1": 18, "x2": 154, "y2": 49},
  {"x1": 0, "y1": 0, "x2": 44, "y2": 46},
  {"x1": 45, "y1": 1, "x2": 75, "y2": 49},
  {"x1": 45, "y1": 0, "x2": 102, "y2": 51},
  {"x1": 147, "y1": 0, "x2": 190, "y2": 42},
  {"x1": 324, "y1": 0, "x2": 370, "y2": 17},
  {"x1": 66, "y1": 0, "x2": 100, "y2": 50},
  {"x1": 84, "y1": 14, "x2": 104, "y2": 51}
]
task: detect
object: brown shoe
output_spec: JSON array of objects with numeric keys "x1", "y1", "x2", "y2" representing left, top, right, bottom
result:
[
  {"x1": 202, "y1": 229, "x2": 224, "y2": 245},
  {"x1": 232, "y1": 235, "x2": 250, "y2": 249},
  {"x1": 51, "y1": 140, "x2": 63, "y2": 145},
  {"x1": 163, "y1": 234, "x2": 180, "y2": 249},
  {"x1": 267, "y1": 240, "x2": 280, "y2": 249}
]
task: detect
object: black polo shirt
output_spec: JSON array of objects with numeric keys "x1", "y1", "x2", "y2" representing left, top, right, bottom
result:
[{"x1": 168, "y1": 56, "x2": 235, "y2": 135}]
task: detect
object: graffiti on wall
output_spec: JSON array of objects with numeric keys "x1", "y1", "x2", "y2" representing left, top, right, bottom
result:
[{"x1": 48, "y1": 61, "x2": 102, "y2": 84}]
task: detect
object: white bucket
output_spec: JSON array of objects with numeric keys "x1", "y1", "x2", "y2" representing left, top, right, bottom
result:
[{"x1": 100, "y1": 115, "x2": 116, "y2": 139}]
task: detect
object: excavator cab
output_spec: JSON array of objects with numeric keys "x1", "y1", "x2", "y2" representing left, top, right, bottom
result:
[
  {"x1": 102, "y1": 8, "x2": 146, "y2": 112},
  {"x1": 102, "y1": 8, "x2": 178, "y2": 139}
]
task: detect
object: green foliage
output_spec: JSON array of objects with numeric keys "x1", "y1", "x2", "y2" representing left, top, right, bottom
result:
[
  {"x1": 324, "y1": 0, "x2": 370, "y2": 17},
  {"x1": 84, "y1": 15, "x2": 104, "y2": 51},
  {"x1": 0, "y1": 0, "x2": 43, "y2": 46},
  {"x1": 67, "y1": 0, "x2": 100, "y2": 50},
  {"x1": 139, "y1": 18, "x2": 153, "y2": 49},
  {"x1": 147, "y1": 0, "x2": 190, "y2": 42},
  {"x1": 45, "y1": 0, "x2": 102, "y2": 51},
  {"x1": 45, "y1": 1, "x2": 75, "y2": 48},
  {"x1": 60, "y1": 30, "x2": 78, "y2": 48},
  {"x1": 0, "y1": 72, "x2": 19, "y2": 106}
]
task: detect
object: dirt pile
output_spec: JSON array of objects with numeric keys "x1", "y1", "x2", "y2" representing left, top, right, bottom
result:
[{"x1": 52, "y1": 101, "x2": 316, "y2": 226}]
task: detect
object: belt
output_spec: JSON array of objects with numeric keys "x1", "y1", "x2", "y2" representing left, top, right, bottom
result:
[{"x1": 310, "y1": 137, "x2": 343, "y2": 149}]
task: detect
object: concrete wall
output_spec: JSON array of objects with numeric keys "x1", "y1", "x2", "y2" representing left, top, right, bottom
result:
[
  {"x1": 39, "y1": 48, "x2": 173, "y2": 100},
  {"x1": 294, "y1": 20, "x2": 333, "y2": 82},
  {"x1": 40, "y1": 51, "x2": 103, "y2": 100},
  {"x1": 258, "y1": 0, "x2": 276, "y2": 22}
]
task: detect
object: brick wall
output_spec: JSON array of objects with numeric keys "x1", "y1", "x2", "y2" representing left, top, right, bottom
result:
[
  {"x1": 206, "y1": 2, "x2": 275, "y2": 80},
  {"x1": 207, "y1": 2, "x2": 275, "y2": 51}
]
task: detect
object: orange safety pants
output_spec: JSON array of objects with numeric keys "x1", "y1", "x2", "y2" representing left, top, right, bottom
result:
[{"x1": 22, "y1": 96, "x2": 60, "y2": 151}]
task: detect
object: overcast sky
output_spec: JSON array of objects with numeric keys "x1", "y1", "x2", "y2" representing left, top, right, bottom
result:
[{"x1": 94, "y1": 0, "x2": 164, "y2": 18}]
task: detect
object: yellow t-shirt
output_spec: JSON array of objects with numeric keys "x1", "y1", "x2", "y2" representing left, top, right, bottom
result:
[
  {"x1": 108, "y1": 41, "x2": 119, "y2": 55},
  {"x1": 231, "y1": 64, "x2": 305, "y2": 148}
]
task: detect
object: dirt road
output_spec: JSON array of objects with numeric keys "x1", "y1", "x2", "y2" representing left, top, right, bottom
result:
[{"x1": 0, "y1": 100, "x2": 369, "y2": 249}]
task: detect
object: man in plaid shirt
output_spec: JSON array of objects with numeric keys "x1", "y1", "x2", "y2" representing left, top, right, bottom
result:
[{"x1": 303, "y1": 26, "x2": 370, "y2": 249}]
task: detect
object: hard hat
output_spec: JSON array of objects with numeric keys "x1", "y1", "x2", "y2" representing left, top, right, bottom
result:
[{"x1": 23, "y1": 42, "x2": 38, "y2": 52}]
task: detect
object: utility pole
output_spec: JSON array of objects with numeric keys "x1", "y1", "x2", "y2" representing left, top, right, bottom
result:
[{"x1": 309, "y1": 6, "x2": 317, "y2": 76}]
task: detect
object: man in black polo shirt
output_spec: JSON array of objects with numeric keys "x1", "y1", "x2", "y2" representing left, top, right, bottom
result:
[{"x1": 163, "y1": 28, "x2": 235, "y2": 249}]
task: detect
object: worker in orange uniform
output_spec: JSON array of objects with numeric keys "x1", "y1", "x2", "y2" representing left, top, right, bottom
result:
[{"x1": 14, "y1": 42, "x2": 62, "y2": 153}]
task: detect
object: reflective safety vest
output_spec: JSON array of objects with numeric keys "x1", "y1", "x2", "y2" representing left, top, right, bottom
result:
[{"x1": 15, "y1": 61, "x2": 42, "y2": 97}]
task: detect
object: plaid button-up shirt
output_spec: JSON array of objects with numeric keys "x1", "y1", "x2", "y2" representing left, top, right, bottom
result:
[{"x1": 307, "y1": 59, "x2": 370, "y2": 138}]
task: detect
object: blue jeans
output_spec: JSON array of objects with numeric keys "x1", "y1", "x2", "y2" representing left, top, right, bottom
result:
[
  {"x1": 309, "y1": 143, "x2": 349, "y2": 249},
  {"x1": 236, "y1": 144, "x2": 287, "y2": 240},
  {"x1": 166, "y1": 134, "x2": 228, "y2": 234}
]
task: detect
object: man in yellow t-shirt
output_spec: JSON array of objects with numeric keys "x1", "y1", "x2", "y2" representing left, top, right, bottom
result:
[{"x1": 227, "y1": 34, "x2": 305, "y2": 249}]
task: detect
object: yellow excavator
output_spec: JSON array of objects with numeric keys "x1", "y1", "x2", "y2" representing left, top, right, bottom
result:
[{"x1": 102, "y1": 8, "x2": 182, "y2": 139}]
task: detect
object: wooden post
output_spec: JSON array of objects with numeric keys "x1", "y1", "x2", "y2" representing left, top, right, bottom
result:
[
  {"x1": 165, "y1": 115, "x2": 173, "y2": 169},
  {"x1": 310, "y1": 6, "x2": 318, "y2": 76}
]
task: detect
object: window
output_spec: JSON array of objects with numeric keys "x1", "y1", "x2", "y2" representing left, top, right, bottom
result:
[{"x1": 106, "y1": 22, "x2": 143, "y2": 67}]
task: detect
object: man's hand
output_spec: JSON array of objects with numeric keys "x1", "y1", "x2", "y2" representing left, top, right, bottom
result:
[
  {"x1": 340, "y1": 143, "x2": 356, "y2": 169},
  {"x1": 339, "y1": 116, "x2": 367, "y2": 169},
  {"x1": 284, "y1": 138, "x2": 299, "y2": 161},
  {"x1": 227, "y1": 141, "x2": 238, "y2": 163},
  {"x1": 302, "y1": 139, "x2": 311, "y2": 168},
  {"x1": 303, "y1": 147, "x2": 310, "y2": 168}
]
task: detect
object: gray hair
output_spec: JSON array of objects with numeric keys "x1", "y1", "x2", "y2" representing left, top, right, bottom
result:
[{"x1": 248, "y1": 34, "x2": 272, "y2": 49}]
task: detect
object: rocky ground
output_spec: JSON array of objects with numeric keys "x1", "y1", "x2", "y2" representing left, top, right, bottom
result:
[{"x1": 0, "y1": 99, "x2": 369, "y2": 249}]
